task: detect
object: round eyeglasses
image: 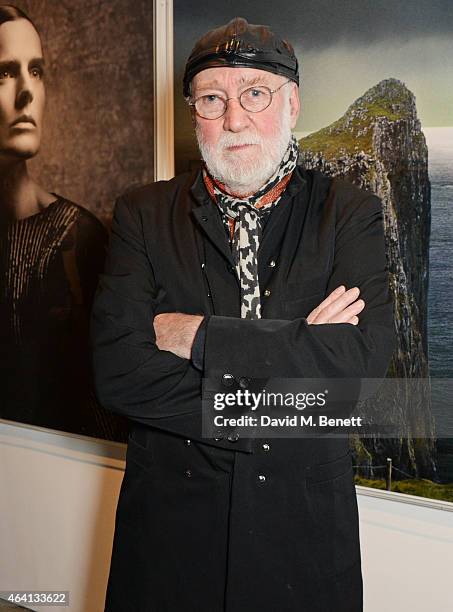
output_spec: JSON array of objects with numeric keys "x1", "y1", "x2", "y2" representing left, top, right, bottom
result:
[{"x1": 188, "y1": 79, "x2": 292, "y2": 120}]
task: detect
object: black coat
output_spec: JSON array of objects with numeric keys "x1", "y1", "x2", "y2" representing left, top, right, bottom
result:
[{"x1": 91, "y1": 166, "x2": 395, "y2": 612}]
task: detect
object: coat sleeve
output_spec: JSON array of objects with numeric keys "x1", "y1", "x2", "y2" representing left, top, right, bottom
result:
[
  {"x1": 203, "y1": 193, "x2": 396, "y2": 386},
  {"x1": 90, "y1": 194, "x2": 203, "y2": 424},
  {"x1": 191, "y1": 315, "x2": 209, "y2": 370}
]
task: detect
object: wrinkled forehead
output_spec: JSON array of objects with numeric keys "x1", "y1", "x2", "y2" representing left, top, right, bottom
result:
[{"x1": 191, "y1": 66, "x2": 285, "y2": 93}]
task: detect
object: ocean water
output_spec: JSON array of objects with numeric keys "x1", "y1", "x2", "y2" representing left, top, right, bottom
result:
[
  {"x1": 424, "y1": 127, "x2": 453, "y2": 483},
  {"x1": 424, "y1": 127, "x2": 453, "y2": 379}
]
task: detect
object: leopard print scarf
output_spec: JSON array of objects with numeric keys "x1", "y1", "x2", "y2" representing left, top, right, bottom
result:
[{"x1": 203, "y1": 135, "x2": 299, "y2": 319}]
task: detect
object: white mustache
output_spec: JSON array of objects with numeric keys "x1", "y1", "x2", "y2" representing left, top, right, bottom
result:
[{"x1": 218, "y1": 134, "x2": 262, "y2": 149}]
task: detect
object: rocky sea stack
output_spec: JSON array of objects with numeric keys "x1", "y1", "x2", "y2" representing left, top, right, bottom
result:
[{"x1": 300, "y1": 78, "x2": 437, "y2": 480}]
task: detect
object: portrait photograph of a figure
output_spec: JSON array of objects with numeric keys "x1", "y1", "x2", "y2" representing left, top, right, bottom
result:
[{"x1": 0, "y1": 1, "x2": 154, "y2": 441}]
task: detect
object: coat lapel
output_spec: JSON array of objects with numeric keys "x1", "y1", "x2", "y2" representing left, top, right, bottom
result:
[
  {"x1": 190, "y1": 172, "x2": 236, "y2": 269},
  {"x1": 190, "y1": 173, "x2": 240, "y2": 316}
]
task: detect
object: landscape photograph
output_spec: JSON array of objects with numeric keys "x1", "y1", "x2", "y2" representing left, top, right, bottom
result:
[{"x1": 174, "y1": 0, "x2": 453, "y2": 499}]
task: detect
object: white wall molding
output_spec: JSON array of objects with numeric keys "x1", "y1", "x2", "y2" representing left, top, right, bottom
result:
[
  {"x1": 153, "y1": 0, "x2": 175, "y2": 181},
  {"x1": 356, "y1": 483, "x2": 453, "y2": 512}
]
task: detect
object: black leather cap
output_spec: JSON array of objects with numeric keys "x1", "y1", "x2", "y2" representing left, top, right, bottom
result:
[{"x1": 183, "y1": 17, "x2": 299, "y2": 97}]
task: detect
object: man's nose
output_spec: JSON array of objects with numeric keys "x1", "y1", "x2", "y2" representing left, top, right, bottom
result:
[
  {"x1": 222, "y1": 98, "x2": 251, "y2": 132},
  {"x1": 15, "y1": 71, "x2": 34, "y2": 109}
]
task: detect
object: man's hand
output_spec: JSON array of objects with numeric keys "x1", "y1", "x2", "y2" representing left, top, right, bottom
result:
[
  {"x1": 307, "y1": 285, "x2": 365, "y2": 325},
  {"x1": 154, "y1": 313, "x2": 204, "y2": 359}
]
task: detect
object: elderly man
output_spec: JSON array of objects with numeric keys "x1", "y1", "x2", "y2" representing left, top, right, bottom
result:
[{"x1": 91, "y1": 17, "x2": 395, "y2": 612}]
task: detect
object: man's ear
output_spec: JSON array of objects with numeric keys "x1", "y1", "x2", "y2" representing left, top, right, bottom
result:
[{"x1": 289, "y1": 84, "x2": 300, "y2": 129}]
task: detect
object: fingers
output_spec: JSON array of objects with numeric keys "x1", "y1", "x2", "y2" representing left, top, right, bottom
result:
[
  {"x1": 330, "y1": 286, "x2": 361, "y2": 314},
  {"x1": 310, "y1": 285, "x2": 346, "y2": 315},
  {"x1": 307, "y1": 286, "x2": 364, "y2": 325},
  {"x1": 310, "y1": 286, "x2": 360, "y2": 323},
  {"x1": 329, "y1": 296, "x2": 365, "y2": 324},
  {"x1": 306, "y1": 285, "x2": 345, "y2": 324}
]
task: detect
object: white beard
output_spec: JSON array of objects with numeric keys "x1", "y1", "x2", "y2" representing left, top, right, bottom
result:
[{"x1": 195, "y1": 99, "x2": 293, "y2": 196}]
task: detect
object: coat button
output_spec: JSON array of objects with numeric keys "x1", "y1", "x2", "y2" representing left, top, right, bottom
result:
[
  {"x1": 185, "y1": 469, "x2": 192, "y2": 478},
  {"x1": 258, "y1": 474, "x2": 266, "y2": 483},
  {"x1": 222, "y1": 373, "x2": 235, "y2": 386},
  {"x1": 227, "y1": 432, "x2": 240, "y2": 442},
  {"x1": 269, "y1": 260, "x2": 276, "y2": 267},
  {"x1": 238, "y1": 376, "x2": 249, "y2": 389},
  {"x1": 184, "y1": 439, "x2": 191, "y2": 446},
  {"x1": 263, "y1": 289, "x2": 271, "y2": 297},
  {"x1": 262, "y1": 443, "x2": 270, "y2": 452}
]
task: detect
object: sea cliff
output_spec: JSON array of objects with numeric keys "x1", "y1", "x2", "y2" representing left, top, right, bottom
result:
[{"x1": 300, "y1": 79, "x2": 437, "y2": 479}]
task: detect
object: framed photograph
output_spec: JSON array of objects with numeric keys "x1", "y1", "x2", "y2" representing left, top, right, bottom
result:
[
  {"x1": 0, "y1": 1, "x2": 158, "y2": 441},
  {"x1": 173, "y1": 0, "x2": 453, "y2": 500}
]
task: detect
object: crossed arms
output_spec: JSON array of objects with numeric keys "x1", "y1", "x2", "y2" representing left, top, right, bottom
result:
[
  {"x1": 90, "y1": 189, "x2": 395, "y2": 429},
  {"x1": 154, "y1": 285, "x2": 366, "y2": 360}
]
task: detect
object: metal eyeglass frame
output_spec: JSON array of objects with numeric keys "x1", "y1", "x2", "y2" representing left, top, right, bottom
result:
[{"x1": 188, "y1": 79, "x2": 292, "y2": 120}]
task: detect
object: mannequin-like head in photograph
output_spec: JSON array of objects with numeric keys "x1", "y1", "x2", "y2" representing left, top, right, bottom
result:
[
  {"x1": 184, "y1": 17, "x2": 300, "y2": 196},
  {"x1": 0, "y1": 5, "x2": 45, "y2": 167}
]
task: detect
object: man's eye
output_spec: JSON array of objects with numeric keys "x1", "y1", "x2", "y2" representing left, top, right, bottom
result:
[
  {"x1": 0, "y1": 70, "x2": 12, "y2": 80},
  {"x1": 203, "y1": 95, "x2": 220, "y2": 104},
  {"x1": 250, "y1": 89, "x2": 264, "y2": 97}
]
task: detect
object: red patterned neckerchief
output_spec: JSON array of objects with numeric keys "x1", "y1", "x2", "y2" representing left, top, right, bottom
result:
[{"x1": 203, "y1": 171, "x2": 292, "y2": 241}]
